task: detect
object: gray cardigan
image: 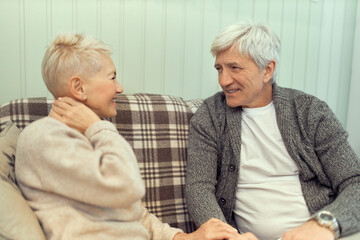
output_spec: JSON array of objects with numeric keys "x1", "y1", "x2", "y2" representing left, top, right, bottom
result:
[{"x1": 185, "y1": 84, "x2": 360, "y2": 237}]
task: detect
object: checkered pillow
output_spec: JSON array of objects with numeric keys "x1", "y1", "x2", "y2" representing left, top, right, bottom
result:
[
  {"x1": 0, "y1": 94, "x2": 203, "y2": 233},
  {"x1": 0, "y1": 98, "x2": 52, "y2": 131}
]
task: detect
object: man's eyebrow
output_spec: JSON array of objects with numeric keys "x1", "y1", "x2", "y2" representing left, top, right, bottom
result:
[
  {"x1": 214, "y1": 62, "x2": 240, "y2": 67},
  {"x1": 227, "y1": 62, "x2": 240, "y2": 66}
]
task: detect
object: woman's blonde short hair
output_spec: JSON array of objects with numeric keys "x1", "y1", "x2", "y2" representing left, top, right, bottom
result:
[
  {"x1": 211, "y1": 21, "x2": 281, "y2": 82},
  {"x1": 41, "y1": 33, "x2": 112, "y2": 97}
]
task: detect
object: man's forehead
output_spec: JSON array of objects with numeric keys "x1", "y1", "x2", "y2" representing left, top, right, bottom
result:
[{"x1": 215, "y1": 50, "x2": 248, "y2": 64}]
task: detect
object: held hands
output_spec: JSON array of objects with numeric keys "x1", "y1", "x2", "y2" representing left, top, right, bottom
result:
[
  {"x1": 280, "y1": 220, "x2": 335, "y2": 240},
  {"x1": 173, "y1": 218, "x2": 259, "y2": 240},
  {"x1": 50, "y1": 97, "x2": 101, "y2": 134},
  {"x1": 173, "y1": 219, "x2": 335, "y2": 240}
]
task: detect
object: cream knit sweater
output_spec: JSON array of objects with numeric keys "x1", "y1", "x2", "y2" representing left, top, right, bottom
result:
[{"x1": 15, "y1": 117, "x2": 181, "y2": 240}]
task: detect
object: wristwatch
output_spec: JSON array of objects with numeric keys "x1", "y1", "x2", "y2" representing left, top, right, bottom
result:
[{"x1": 312, "y1": 211, "x2": 340, "y2": 239}]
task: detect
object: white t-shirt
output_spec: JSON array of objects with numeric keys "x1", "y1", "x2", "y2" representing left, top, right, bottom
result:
[{"x1": 233, "y1": 102, "x2": 310, "y2": 240}]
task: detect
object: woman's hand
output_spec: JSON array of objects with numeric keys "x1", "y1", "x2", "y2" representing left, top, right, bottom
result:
[
  {"x1": 50, "y1": 97, "x2": 101, "y2": 134},
  {"x1": 173, "y1": 218, "x2": 259, "y2": 240}
]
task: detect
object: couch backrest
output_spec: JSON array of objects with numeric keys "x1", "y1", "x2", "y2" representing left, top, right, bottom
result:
[{"x1": 0, "y1": 93, "x2": 203, "y2": 233}]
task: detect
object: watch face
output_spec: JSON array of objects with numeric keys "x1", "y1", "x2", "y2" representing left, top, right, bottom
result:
[{"x1": 319, "y1": 212, "x2": 334, "y2": 221}]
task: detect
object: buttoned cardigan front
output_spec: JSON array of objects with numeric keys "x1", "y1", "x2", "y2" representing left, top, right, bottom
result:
[{"x1": 185, "y1": 84, "x2": 360, "y2": 237}]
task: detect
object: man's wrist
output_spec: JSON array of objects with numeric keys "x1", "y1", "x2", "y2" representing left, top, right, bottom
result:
[{"x1": 311, "y1": 211, "x2": 340, "y2": 239}]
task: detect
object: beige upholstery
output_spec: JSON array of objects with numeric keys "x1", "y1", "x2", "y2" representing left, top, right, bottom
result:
[{"x1": 0, "y1": 122, "x2": 45, "y2": 240}]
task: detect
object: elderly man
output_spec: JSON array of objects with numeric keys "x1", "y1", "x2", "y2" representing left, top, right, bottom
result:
[{"x1": 185, "y1": 21, "x2": 360, "y2": 240}]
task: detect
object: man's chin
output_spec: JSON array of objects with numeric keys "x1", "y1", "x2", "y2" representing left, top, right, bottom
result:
[{"x1": 225, "y1": 99, "x2": 242, "y2": 108}]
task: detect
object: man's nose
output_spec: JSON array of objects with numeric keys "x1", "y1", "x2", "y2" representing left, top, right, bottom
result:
[{"x1": 219, "y1": 70, "x2": 233, "y2": 86}]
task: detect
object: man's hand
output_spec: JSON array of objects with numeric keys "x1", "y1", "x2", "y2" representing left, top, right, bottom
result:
[
  {"x1": 50, "y1": 97, "x2": 101, "y2": 134},
  {"x1": 173, "y1": 218, "x2": 259, "y2": 240},
  {"x1": 281, "y1": 220, "x2": 335, "y2": 240}
]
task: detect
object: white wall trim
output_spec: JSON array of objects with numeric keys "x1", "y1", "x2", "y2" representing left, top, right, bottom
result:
[{"x1": 346, "y1": 1, "x2": 360, "y2": 157}]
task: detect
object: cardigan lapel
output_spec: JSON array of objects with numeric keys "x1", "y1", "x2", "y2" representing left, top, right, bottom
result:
[
  {"x1": 272, "y1": 84, "x2": 294, "y2": 149},
  {"x1": 272, "y1": 84, "x2": 314, "y2": 180},
  {"x1": 225, "y1": 104, "x2": 243, "y2": 166}
]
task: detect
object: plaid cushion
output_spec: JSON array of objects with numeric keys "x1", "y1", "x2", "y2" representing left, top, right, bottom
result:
[
  {"x1": 0, "y1": 98, "x2": 52, "y2": 131},
  {"x1": 0, "y1": 94, "x2": 203, "y2": 233}
]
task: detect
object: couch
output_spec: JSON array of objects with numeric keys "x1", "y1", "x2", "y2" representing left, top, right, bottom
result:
[
  {"x1": 0, "y1": 94, "x2": 359, "y2": 240},
  {"x1": 0, "y1": 93, "x2": 201, "y2": 240}
]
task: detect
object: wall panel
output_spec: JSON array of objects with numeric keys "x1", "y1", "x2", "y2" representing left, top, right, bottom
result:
[
  {"x1": 0, "y1": 0, "x2": 358, "y2": 131},
  {"x1": 237, "y1": 0, "x2": 254, "y2": 20},
  {"x1": 76, "y1": 0, "x2": 98, "y2": 35},
  {"x1": 0, "y1": 0, "x2": 22, "y2": 104},
  {"x1": 253, "y1": 0, "x2": 268, "y2": 23},
  {"x1": 221, "y1": 0, "x2": 239, "y2": 27},
  {"x1": 339, "y1": 0, "x2": 357, "y2": 126},
  {"x1": 291, "y1": 0, "x2": 310, "y2": 91},
  {"x1": 51, "y1": 0, "x2": 73, "y2": 35},
  {"x1": 316, "y1": 0, "x2": 333, "y2": 102},
  {"x1": 327, "y1": 0, "x2": 345, "y2": 112},
  {"x1": 99, "y1": 0, "x2": 122, "y2": 82},
  {"x1": 278, "y1": 0, "x2": 297, "y2": 88},
  {"x1": 143, "y1": 0, "x2": 165, "y2": 94},
  {"x1": 347, "y1": 0, "x2": 360, "y2": 156},
  {"x1": 201, "y1": 0, "x2": 222, "y2": 99},
  {"x1": 163, "y1": 1, "x2": 185, "y2": 97},
  {"x1": 183, "y1": 0, "x2": 203, "y2": 100},
  {"x1": 23, "y1": 0, "x2": 49, "y2": 98},
  {"x1": 304, "y1": 1, "x2": 322, "y2": 96},
  {"x1": 123, "y1": 0, "x2": 145, "y2": 94}
]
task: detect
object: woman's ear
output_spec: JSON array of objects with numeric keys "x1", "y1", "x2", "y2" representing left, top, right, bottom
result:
[
  {"x1": 69, "y1": 76, "x2": 87, "y2": 101},
  {"x1": 263, "y1": 60, "x2": 276, "y2": 83}
]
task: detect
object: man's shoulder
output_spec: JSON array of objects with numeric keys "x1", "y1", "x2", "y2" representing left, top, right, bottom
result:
[
  {"x1": 193, "y1": 92, "x2": 226, "y2": 117},
  {"x1": 273, "y1": 84, "x2": 333, "y2": 122},
  {"x1": 190, "y1": 92, "x2": 227, "y2": 126},
  {"x1": 203, "y1": 91, "x2": 226, "y2": 104},
  {"x1": 273, "y1": 84, "x2": 323, "y2": 105}
]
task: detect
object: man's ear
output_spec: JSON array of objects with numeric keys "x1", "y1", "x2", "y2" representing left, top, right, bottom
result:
[
  {"x1": 263, "y1": 60, "x2": 276, "y2": 83},
  {"x1": 69, "y1": 76, "x2": 86, "y2": 101}
]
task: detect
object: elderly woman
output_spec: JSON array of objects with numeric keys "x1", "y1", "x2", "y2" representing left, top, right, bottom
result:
[{"x1": 15, "y1": 33, "x2": 244, "y2": 240}]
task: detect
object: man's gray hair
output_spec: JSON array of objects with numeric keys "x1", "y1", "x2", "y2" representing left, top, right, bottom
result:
[{"x1": 211, "y1": 21, "x2": 281, "y2": 82}]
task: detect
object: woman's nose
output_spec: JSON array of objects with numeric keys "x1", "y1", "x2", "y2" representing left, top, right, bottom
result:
[{"x1": 116, "y1": 82, "x2": 124, "y2": 94}]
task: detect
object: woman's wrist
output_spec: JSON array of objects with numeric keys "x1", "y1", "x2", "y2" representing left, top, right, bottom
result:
[{"x1": 173, "y1": 232, "x2": 191, "y2": 240}]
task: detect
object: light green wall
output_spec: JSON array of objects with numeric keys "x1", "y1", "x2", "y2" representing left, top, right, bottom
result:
[
  {"x1": 0, "y1": 0, "x2": 358, "y2": 131},
  {"x1": 347, "y1": 1, "x2": 360, "y2": 157}
]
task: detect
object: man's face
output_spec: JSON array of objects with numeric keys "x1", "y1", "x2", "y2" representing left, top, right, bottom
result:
[{"x1": 214, "y1": 47, "x2": 273, "y2": 108}]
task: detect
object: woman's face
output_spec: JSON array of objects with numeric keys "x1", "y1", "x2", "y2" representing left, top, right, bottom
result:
[{"x1": 83, "y1": 54, "x2": 123, "y2": 118}]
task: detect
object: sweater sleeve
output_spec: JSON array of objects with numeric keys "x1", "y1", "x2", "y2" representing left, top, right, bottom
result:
[
  {"x1": 307, "y1": 99, "x2": 360, "y2": 236},
  {"x1": 185, "y1": 99, "x2": 227, "y2": 227},
  {"x1": 16, "y1": 118, "x2": 145, "y2": 209},
  {"x1": 140, "y1": 205, "x2": 183, "y2": 240}
]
